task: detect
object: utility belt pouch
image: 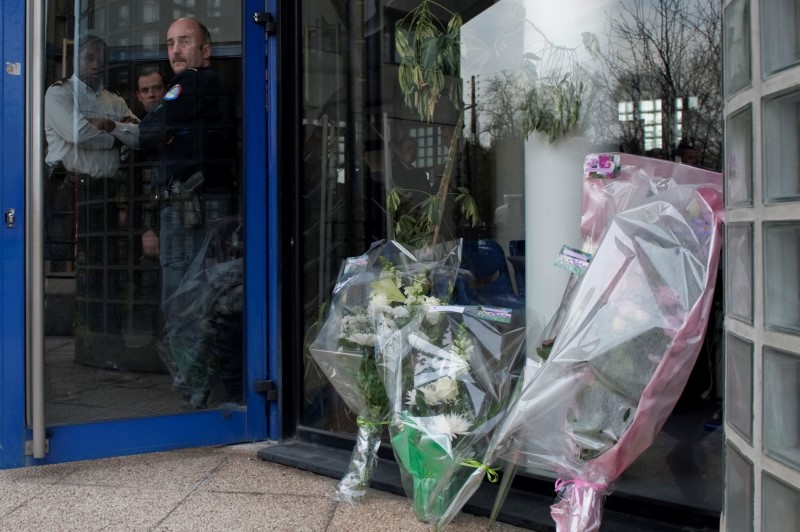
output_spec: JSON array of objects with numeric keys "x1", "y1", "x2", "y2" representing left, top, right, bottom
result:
[{"x1": 166, "y1": 171, "x2": 205, "y2": 227}]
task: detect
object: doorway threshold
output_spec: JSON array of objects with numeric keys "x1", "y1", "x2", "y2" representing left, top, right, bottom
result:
[{"x1": 257, "y1": 433, "x2": 719, "y2": 531}]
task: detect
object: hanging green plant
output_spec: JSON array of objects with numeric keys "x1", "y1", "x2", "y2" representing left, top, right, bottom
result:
[
  {"x1": 395, "y1": 0, "x2": 462, "y2": 123},
  {"x1": 517, "y1": 27, "x2": 601, "y2": 143},
  {"x1": 389, "y1": 1, "x2": 475, "y2": 247},
  {"x1": 519, "y1": 74, "x2": 584, "y2": 143}
]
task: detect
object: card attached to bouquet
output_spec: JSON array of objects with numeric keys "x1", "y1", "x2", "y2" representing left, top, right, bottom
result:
[
  {"x1": 584, "y1": 153, "x2": 621, "y2": 179},
  {"x1": 555, "y1": 245, "x2": 592, "y2": 276},
  {"x1": 334, "y1": 254, "x2": 369, "y2": 292},
  {"x1": 476, "y1": 306, "x2": 512, "y2": 324}
]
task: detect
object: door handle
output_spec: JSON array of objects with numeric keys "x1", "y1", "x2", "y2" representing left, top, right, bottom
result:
[{"x1": 5, "y1": 208, "x2": 15, "y2": 228}]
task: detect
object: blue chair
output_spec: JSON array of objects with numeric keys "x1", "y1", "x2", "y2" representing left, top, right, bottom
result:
[{"x1": 453, "y1": 239, "x2": 524, "y2": 308}]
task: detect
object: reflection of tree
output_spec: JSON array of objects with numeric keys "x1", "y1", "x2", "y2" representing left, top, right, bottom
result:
[
  {"x1": 590, "y1": 0, "x2": 722, "y2": 169},
  {"x1": 480, "y1": 71, "x2": 525, "y2": 143}
]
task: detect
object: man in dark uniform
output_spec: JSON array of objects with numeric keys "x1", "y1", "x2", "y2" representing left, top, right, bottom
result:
[{"x1": 140, "y1": 17, "x2": 240, "y2": 409}]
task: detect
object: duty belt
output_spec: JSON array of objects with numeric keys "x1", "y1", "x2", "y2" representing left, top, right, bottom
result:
[
  {"x1": 153, "y1": 171, "x2": 205, "y2": 203},
  {"x1": 46, "y1": 163, "x2": 88, "y2": 184}
]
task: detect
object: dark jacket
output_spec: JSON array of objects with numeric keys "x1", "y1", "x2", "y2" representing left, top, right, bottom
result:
[{"x1": 140, "y1": 66, "x2": 237, "y2": 193}]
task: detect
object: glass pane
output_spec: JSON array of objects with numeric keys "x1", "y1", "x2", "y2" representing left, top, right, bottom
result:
[
  {"x1": 42, "y1": 1, "x2": 243, "y2": 424},
  {"x1": 764, "y1": 222, "x2": 800, "y2": 334},
  {"x1": 762, "y1": 473, "x2": 800, "y2": 531},
  {"x1": 726, "y1": 223, "x2": 754, "y2": 323},
  {"x1": 725, "y1": 105, "x2": 753, "y2": 206},
  {"x1": 761, "y1": 0, "x2": 800, "y2": 76},
  {"x1": 300, "y1": 0, "x2": 723, "y2": 512},
  {"x1": 764, "y1": 346, "x2": 800, "y2": 468},
  {"x1": 726, "y1": 333, "x2": 753, "y2": 441},
  {"x1": 763, "y1": 89, "x2": 800, "y2": 202},
  {"x1": 725, "y1": 444, "x2": 754, "y2": 532},
  {"x1": 724, "y1": 0, "x2": 751, "y2": 98}
]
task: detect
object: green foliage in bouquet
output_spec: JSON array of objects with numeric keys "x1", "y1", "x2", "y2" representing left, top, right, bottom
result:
[{"x1": 357, "y1": 351, "x2": 390, "y2": 422}]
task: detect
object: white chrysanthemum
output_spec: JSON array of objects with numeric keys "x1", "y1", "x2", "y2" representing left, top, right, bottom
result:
[
  {"x1": 405, "y1": 390, "x2": 417, "y2": 406},
  {"x1": 405, "y1": 294, "x2": 419, "y2": 307},
  {"x1": 420, "y1": 377, "x2": 459, "y2": 405},
  {"x1": 348, "y1": 333, "x2": 375, "y2": 346},
  {"x1": 427, "y1": 413, "x2": 472, "y2": 440},
  {"x1": 368, "y1": 295, "x2": 393, "y2": 318},
  {"x1": 391, "y1": 305, "x2": 410, "y2": 320},
  {"x1": 425, "y1": 310, "x2": 441, "y2": 325}
]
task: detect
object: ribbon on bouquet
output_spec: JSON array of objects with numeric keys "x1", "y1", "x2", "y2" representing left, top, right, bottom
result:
[
  {"x1": 356, "y1": 416, "x2": 389, "y2": 429},
  {"x1": 554, "y1": 477, "x2": 608, "y2": 496},
  {"x1": 460, "y1": 459, "x2": 500, "y2": 483}
]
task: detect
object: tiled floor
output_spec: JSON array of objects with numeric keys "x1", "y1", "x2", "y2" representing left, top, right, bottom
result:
[
  {"x1": 40, "y1": 335, "x2": 723, "y2": 518},
  {"x1": 0, "y1": 445, "x2": 530, "y2": 531}
]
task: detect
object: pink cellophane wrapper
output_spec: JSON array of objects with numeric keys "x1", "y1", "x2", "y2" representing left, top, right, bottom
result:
[
  {"x1": 580, "y1": 154, "x2": 724, "y2": 253},
  {"x1": 491, "y1": 157, "x2": 723, "y2": 532}
]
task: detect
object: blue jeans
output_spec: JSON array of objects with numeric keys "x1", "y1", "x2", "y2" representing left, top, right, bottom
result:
[
  {"x1": 159, "y1": 204, "x2": 205, "y2": 311},
  {"x1": 158, "y1": 199, "x2": 241, "y2": 408}
]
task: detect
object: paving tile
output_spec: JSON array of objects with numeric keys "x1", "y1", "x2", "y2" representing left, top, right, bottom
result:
[
  {"x1": 0, "y1": 462, "x2": 78, "y2": 487},
  {"x1": 58, "y1": 451, "x2": 227, "y2": 491},
  {"x1": 328, "y1": 488, "x2": 529, "y2": 532},
  {"x1": 154, "y1": 491, "x2": 336, "y2": 532},
  {"x1": 328, "y1": 489, "x2": 433, "y2": 532},
  {"x1": 0, "y1": 485, "x2": 46, "y2": 518},
  {"x1": 198, "y1": 455, "x2": 338, "y2": 497},
  {"x1": 0, "y1": 485, "x2": 183, "y2": 531}
]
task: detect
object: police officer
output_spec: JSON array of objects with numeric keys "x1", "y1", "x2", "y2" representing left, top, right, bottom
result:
[
  {"x1": 44, "y1": 35, "x2": 140, "y2": 269},
  {"x1": 139, "y1": 17, "x2": 239, "y2": 409}
]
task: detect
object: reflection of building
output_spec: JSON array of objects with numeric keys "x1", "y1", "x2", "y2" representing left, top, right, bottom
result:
[{"x1": 618, "y1": 96, "x2": 699, "y2": 155}]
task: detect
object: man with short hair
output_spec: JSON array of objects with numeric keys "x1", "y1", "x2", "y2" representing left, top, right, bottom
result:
[
  {"x1": 135, "y1": 66, "x2": 166, "y2": 115},
  {"x1": 45, "y1": 34, "x2": 139, "y2": 179},
  {"x1": 139, "y1": 17, "x2": 239, "y2": 409},
  {"x1": 44, "y1": 35, "x2": 139, "y2": 268}
]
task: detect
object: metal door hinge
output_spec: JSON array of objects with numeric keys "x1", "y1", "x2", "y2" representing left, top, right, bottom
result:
[
  {"x1": 253, "y1": 12, "x2": 276, "y2": 34},
  {"x1": 5, "y1": 208, "x2": 15, "y2": 228},
  {"x1": 254, "y1": 380, "x2": 278, "y2": 401}
]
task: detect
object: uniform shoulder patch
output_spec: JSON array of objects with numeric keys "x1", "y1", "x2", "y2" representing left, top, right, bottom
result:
[{"x1": 164, "y1": 84, "x2": 182, "y2": 101}]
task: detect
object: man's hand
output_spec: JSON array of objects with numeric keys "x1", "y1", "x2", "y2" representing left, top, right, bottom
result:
[
  {"x1": 88, "y1": 117, "x2": 116, "y2": 132},
  {"x1": 142, "y1": 229, "x2": 160, "y2": 257}
]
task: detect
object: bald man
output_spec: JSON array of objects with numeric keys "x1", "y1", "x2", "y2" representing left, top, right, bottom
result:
[{"x1": 139, "y1": 18, "x2": 239, "y2": 409}]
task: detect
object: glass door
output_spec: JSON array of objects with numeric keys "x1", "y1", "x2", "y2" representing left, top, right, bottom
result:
[
  {"x1": 23, "y1": 0, "x2": 269, "y2": 464},
  {"x1": 295, "y1": 0, "x2": 723, "y2": 519}
]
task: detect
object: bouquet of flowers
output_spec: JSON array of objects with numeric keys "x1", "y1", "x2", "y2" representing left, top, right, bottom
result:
[
  {"x1": 309, "y1": 239, "x2": 460, "y2": 504},
  {"x1": 376, "y1": 304, "x2": 525, "y2": 528},
  {"x1": 489, "y1": 170, "x2": 724, "y2": 531}
]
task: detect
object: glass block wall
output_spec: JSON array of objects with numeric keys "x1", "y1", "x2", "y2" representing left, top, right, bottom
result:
[{"x1": 723, "y1": 0, "x2": 800, "y2": 529}]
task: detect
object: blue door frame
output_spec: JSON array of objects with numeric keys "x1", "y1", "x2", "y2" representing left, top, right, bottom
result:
[
  {"x1": 0, "y1": 0, "x2": 278, "y2": 468},
  {"x1": 0, "y1": 0, "x2": 28, "y2": 470}
]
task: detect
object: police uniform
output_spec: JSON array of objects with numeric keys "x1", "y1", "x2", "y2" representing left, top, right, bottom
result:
[
  {"x1": 139, "y1": 66, "x2": 236, "y2": 302},
  {"x1": 139, "y1": 66, "x2": 238, "y2": 408},
  {"x1": 139, "y1": 66, "x2": 236, "y2": 194}
]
